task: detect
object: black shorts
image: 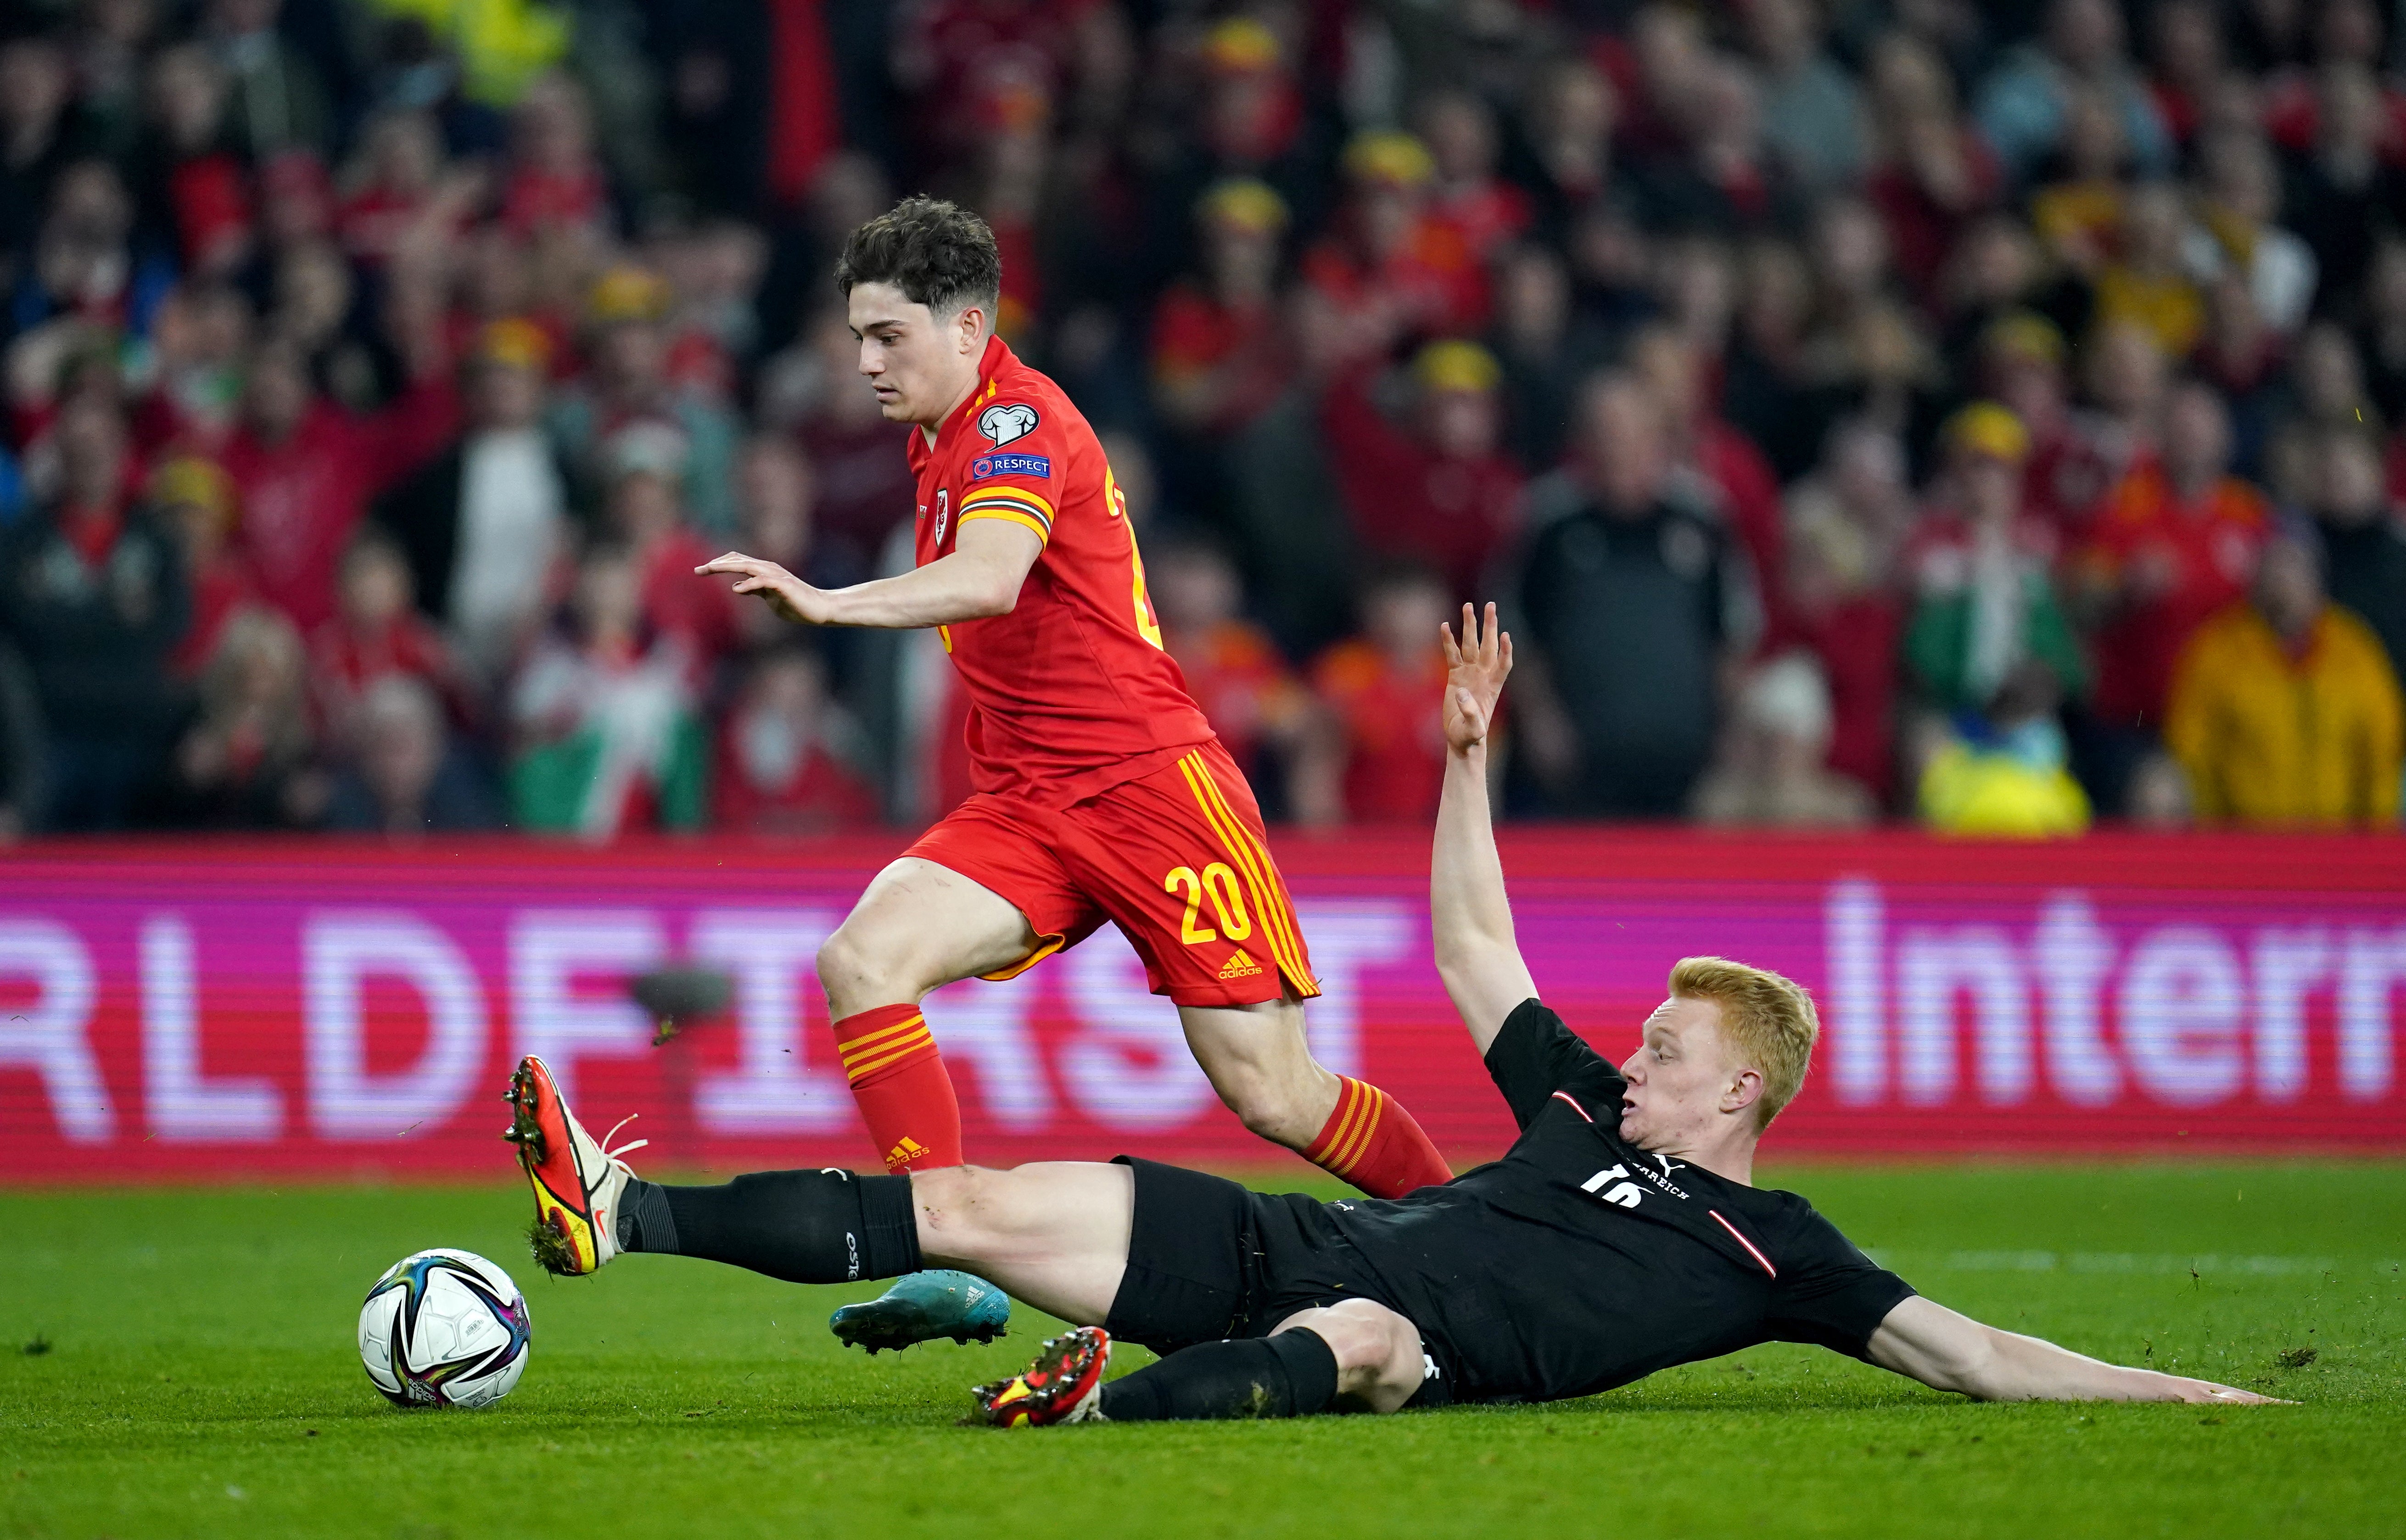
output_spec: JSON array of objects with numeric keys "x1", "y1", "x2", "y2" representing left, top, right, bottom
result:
[{"x1": 1101, "y1": 1157, "x2": 1455, "y2": 1407}]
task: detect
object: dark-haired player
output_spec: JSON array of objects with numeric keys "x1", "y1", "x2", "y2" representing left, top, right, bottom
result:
[
  {"x1": 508, "y1": 197, "x2": 1451, "y2": 1341},
  {"x1": 501, "y1": 605, "x2": 2280, "y2": 1423}
]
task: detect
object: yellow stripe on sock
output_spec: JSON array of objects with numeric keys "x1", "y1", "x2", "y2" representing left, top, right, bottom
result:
[{"x1": 837, "y1": 1014, "x2": 927, "y2": 1059}]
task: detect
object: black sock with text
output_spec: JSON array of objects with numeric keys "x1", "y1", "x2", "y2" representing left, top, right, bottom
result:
[
  {"x1": 620, "y1": 1170, "x2": 921, "y2": 1284},
  {"x1": 1096, "y1": 1330, "x2": 1340, "y2": 1421}
]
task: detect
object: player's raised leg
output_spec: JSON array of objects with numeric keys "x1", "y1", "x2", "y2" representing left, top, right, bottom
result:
[
  {"x1": 1178, "y1": 997, "x2": 1447, "y2": 1196},
  {"x1": 1062, "y1": 741, "x2": 1454, "y2": 1197},
  {"x1": 814, "y1": 853, "x2": 1046, "y2": 1173}
]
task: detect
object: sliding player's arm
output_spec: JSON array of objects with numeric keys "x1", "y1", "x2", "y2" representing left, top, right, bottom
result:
[
  {"x1": 1865, "y1": 1295, "x2": 2283, "y2": 1404},
  {"x1": 1431, "y1": 603, "x2": 1538, "y2": 1057},
  {"x1": 697, "y1": 518, "x2": 1043, "y2": 630}
]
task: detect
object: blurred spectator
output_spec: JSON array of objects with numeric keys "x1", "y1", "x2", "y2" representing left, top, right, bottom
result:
[
  {"x1": 2283, "y1": 64, "x2": 2406, "y2": 311},
  {"x1": 324, "y1": 673, "x2": 506, "y2": 835},
  {"x1": 1690, "y1": 651, "x2": 1875, "y2": 827},
  {"x1": 1515, "y1": 375, "x2": 1742, "y2": 817},
  {"x1": 1149, "y1": 534, "x2": 1336, "y2": 825},
  {"x1": 2093, "y1": 181, "x2": 2203, "y2": 360},
  {"x1": 0, "y1": 33, "x2": 84, "y2": 257},
  {"x1": 1629, "y1": 319, "x2": 1784, "y2": 596},
  {"x1": 378, "y1": 318, "x2": 573, "y2": 687},
  {"x1": 785, "y1": 306, "x2": 918, "y2": 591},
  {"x1": 509, "y1": 542, "x2": 706, "y2": 839},
  {"x1": 2165, "y1": 521, "x2": 2402, "y2": 826},
  {"x1": 2183, "y1": 129, "x2": 2316, "y2": 336},
  {"x1": 1973, "y1": 0, "x2": 2173, "y2": 185},
  {"x1": 711, "y1": 647, "x2": 877, "y2": 835},
  {"x1": 602, "y1": 430, "x2": 740, "y2": 670},
  {"x1": 1488, "y1": 243, "x2": 1598, "y2": 474},
  {"x1": 1309, "y1": 563, "x2": 1452, "y2": 825},
  {"x1": 156, "y1": 605, "x2": 321, "y2": 828},
  {"x1": 135, "y1": 41, "x2": 252, "y2": 278},
  {"x1": 308, "y1": 528, "x2": 467, "y2": 743},
  {"x1": 1151, "y1": 179, "x2": 1292, "y2": 442},
  {"x1": 2052, "y1": 321, "x2": 2171, "y2": 530},
  {"x1": 1904, "y1": 403, "x2": 2087, "y2": 715},
  {"x1": 1745, "y1": 0, "x2": 1867, "y2": 195},
  {"x1": 201, "y1": 0, "x2": 330, "y2": 161},
  {"x1": 1917, "y1": 659, "x2": 2093, "y2": 837},
  {"x1": 2144, "y1": 0, "x2": 2225, "y2": 149},
  {"x1": 2029, "y1": 84, "x2": 2134, "y2": 284},
  {"x1": 500, "y1": 72, "x2": 608, "y2": 240},
  {"x1": 337, "y1": 109, "x2": 472, "y2": 272},
  {"x1": 1863, "y1": 33, "x2": 2000, "y2": 304},
  {"x1": 220, "y1": 333, "x2": 457, "y2": 635},
  {"x1": 1765, "y1": 420, "x2": 1911, "y2": 801},
  {"x1": 0, "y1": 394, "x2": 189, "y2": 830},
  {"x1": 1320, "y1": 339, "x2": 1523, "y2": 602},
  {"x1": 2307, "y1": 426, "x2": 2406, "y2": 678},
  {"x1": 150, "y1": 453, "x2": 256, "y2": 676},
  {"x1": 729, "y1": 433, "x2": 814, "y2": 648},
  {"x1": 22, "y1": 156, "x2": 169, "y2": 338},
  {"x1": 548, "y1": 264, "x2": 739, "y2": 535},
  {"x1": 1419, "y1": 89, "x2": 1531, "y2": 264},
  {"x1": 1299, "y1": 131, "x2": 1484, "y2": 363},
  {"x1": 2074, "y1": 382, "x2": 2269, "y2": 750}
]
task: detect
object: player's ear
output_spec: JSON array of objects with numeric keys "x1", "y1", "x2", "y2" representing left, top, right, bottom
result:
[
  {"x1": 956, "y1": 302, "x2": 987, "y2": 353},
  {"x1": 1722, "y1": 1066, "x2": 1764, "y2": 1119}
]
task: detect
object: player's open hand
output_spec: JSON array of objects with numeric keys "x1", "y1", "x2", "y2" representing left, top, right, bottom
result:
[
  {"x1": 1440, "y1": 602, "x2": 1512, "y2": 755},
  {"x1": 2165, "y1": 1378, "x2": 2293, "y2": 1406},
  {"x1": 696, "y1": 552, "x2": 826, "y2": 626}
]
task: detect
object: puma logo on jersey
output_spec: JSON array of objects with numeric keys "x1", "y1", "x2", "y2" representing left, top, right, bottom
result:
[
  {"x1": 979, "y1": 402, "x2": 1040, "y2": 446},
  {"x1": 1217, "y1": 948, "x2": 1265, "y2": 979},
  {"x1": 885, "y1": 1136, "x2": 930, "y2": 1169}
]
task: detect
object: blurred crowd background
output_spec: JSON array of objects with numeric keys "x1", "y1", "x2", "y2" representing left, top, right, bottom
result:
[{"x1": 2, "y1": 0, "x2": 2405, "y2": 842}]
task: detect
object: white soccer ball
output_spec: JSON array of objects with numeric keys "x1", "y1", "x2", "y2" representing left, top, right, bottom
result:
[{"x1": 358, "y1": 1249, "x2": 531, "y2": 1408}]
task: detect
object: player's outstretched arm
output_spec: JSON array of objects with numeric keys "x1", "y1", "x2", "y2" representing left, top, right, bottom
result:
[
  {"x1": 697, "y1": 519, "x2": 1043, "y2": 629},
  {"x1": 1432, "y1": 603, "x2": 1538, "y2": 1056},
  {"x1": 1865, "y1": 1295, "x2": 2286, "y2": 1405}
]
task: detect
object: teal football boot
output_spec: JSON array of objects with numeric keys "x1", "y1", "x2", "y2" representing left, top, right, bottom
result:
[{"x1": 830, "y1": 1269, "x2": 1011, "y2": 1354}]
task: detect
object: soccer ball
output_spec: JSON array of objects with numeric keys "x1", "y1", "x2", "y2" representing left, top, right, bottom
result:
[{"x1": 358, "y1": 1249, "x2": 531, "y2": 1408}]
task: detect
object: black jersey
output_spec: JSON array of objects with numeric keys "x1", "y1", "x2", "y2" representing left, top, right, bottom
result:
[{"x1": 1318, "y1": 999, "x2": 1916, "y2": 1404}]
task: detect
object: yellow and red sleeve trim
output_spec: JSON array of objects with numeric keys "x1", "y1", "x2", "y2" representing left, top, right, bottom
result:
[{"x1": 957, "y1": 484, "x2": 1055, "y2": 543}]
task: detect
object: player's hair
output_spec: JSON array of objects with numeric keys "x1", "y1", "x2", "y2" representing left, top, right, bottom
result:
[
  {"x1": 1667, "y1": 956, "x2": 1818, "y2": 1131},
  {"x1": 834, "y1": 196, "x2": 1002, "y2": 322}
]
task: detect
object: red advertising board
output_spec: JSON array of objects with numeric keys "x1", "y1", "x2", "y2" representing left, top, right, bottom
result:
[{"x1": 3, "y1": 829, "x2": 2403, "y2": 1181}]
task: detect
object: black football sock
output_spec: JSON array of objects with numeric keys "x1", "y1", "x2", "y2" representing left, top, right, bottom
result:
[
  {"x1": 615, "y1": 1170, "x2": 921, "y2": 1285},
  {"x1": 1096, "y1": 1330, "x2": 1341, "y2": 1421}
]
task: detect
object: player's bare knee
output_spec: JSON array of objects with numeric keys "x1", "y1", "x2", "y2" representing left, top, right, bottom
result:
[
  {"x1": 1222, "y1": 1077, "x2": 1320, "y2": 1148},
  {"x1": 909, "y1": 1165, "x2": 999, "y2": 1253},
  {"x1": 816, "y1": 924, "x2": 915, "y2": 1011},
  {"x1": 1277, "y1": 1300, "x2": 1423, "y2": 1413}
]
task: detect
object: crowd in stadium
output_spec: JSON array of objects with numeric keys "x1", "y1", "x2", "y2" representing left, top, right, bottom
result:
[{"x1": 1, "y1": 0, "x2": 2404, "y2": 840}]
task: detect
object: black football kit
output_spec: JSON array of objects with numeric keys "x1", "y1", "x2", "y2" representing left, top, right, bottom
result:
[{"x1": 1102, "y1": 998, "x2": 1918, "y2": 1406}]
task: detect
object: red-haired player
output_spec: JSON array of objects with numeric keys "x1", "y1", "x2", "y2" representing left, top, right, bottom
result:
[{"x1": 507, "y1": 197, "x2": 1451, "y2": 1347}]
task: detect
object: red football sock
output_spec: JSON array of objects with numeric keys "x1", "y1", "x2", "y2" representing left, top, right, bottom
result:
[
  {"x1": 833, "y1": 1004, "x2": 962, "y2": 1171},
  {"x1": 1302, "y1": 1076, "x2": 1451, "y2": 1198}
]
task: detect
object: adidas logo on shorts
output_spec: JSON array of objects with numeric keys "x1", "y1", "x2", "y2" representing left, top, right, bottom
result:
[
  {"x1": 1217, "y1": 948, "x2": 1265, "y2": 980},
  {"x1": 886, "y1": 1136, "x2": 930, "y2": 1169}
]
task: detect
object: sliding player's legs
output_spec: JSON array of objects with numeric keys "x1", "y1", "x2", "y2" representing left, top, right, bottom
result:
[{"x1": 813, "y1": 852, "x2": 1049, "y2": 1172}]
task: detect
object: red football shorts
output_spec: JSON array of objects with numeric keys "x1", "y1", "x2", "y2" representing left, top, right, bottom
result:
[{"x1": 904, "y1": 739, "x2": 1319, "y2": 1008}]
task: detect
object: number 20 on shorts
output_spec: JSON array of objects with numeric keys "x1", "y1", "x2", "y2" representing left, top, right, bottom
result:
[{"x1": 1164, "y1": 863, "x2": 1253, "y2": 945}]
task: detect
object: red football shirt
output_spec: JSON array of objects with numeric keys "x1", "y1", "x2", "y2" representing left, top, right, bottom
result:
[{"x1": 907, "y1": 336, "x2": 1214, "y2": 806}]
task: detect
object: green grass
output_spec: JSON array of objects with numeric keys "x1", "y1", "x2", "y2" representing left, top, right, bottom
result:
[{"x1": 3, "y1": 1163, "x2": 2402, "y2": 1540}]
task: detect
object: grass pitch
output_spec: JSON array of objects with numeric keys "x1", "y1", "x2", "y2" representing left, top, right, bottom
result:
[{"x1": 4, "y1": 1162, "x2": 2402, "y2": 1540}]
